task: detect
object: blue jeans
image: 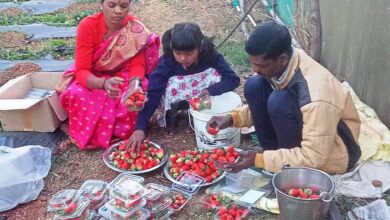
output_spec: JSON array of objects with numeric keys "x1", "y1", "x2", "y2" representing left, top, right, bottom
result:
[{"x1": 244, "y1": 75, "x2": 303, "y2": 150}]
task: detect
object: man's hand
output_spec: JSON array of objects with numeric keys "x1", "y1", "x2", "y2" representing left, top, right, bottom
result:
[
  {"x1": 126, "y1": 130, "x2": 145, "y2": 154},
  {"x1": 206, "y1": 114, "x2": 233, "y2": 131},
  {"x1": 104, "y1": 76, "x2": 124, "y2": 99},
  {"x1": 225, "y1": 150, "x2": 257, "y2": 173}
]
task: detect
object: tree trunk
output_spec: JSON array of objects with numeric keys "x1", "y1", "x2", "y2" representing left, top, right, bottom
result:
[{"x1": 309, "y1": 0, "x2": 322, "y2": 62}]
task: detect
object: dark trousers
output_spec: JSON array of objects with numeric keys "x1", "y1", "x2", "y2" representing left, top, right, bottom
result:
[
  {"x1": 244, "y1": 75, "x2": 303, "y2": 150},
  {"x1": 165, "y1": 100, "x2": 189, "y2": 129}
]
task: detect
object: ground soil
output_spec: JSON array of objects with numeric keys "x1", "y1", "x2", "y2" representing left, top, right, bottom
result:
[{"x1": 0, "y1": 1, "x2": 275, "y2": 219}]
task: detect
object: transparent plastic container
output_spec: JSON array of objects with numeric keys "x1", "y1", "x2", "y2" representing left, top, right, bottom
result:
[
  {"x1": 53, "y1": 196, "x2": 90, "y2": 220},
  {"x1": 199, "y1": 193, "x2": 231, "y2": 210},
  {"x1": 144, "y1": 183, "x2": 170, "y2": 201},
  {"x1": 108, "y1": 173, "x2": 145, "y2": 188},
  {"x1": 48, "y1": 189, "x2": 79, "y2": 215},
  {"x1": 90, "y1": 193, "x2": 109, "y2": 210},
  {"x1": 98, "y1": 205, "x2": 150, "y2": 220},
  {"x1": 149, "y1": 207, "x2": 173, "y2": 220},
  {"x1": 110, "y1": 179, "x2": 145, "y2": 203},
  {"x1": 168, "y1": 171, "x2": 205, "y2": 212},
  {"x1": 105, "y1": 197, "x2": 146, "y2": 218},
  {"x1": 145, "y1": 196, "x2": 172, "y2": 213},
  {"x1": 213, "y1": 202, "x2": 251, "y2": 220},
  {"x1": 121, "y1": 78, "x2": 148, "y2": 112},
  {"x1": 77, "y1": 180, "x2": 108, "y2": 208},
  {"x1": 225, "y1": 169, "x2": 271, "y2": 190}
]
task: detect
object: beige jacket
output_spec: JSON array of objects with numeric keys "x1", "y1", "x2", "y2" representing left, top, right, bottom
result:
[{"x1": 231, "y1": 49, "x2": 361, "y2": 174}]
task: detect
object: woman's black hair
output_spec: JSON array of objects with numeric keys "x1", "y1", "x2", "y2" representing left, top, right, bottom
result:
[
  {"x1": 245, "y1": 20, "x2": 292, "y2": 60},
  {"x1": 162, "y1": 22, "x2": 216, "y2": 61}
]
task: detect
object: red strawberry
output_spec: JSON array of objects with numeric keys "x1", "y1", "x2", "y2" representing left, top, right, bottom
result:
[
  {"x1": 310, "y1": 194, "x2": 320, "y2": 199},
  {"x1": 227, "y1": 146, "x2": 235, "y2": 153},
  {"x1": 207, "y1": 126, "x2": 219, "y2": 135},
  {"x1": 219, "y1": 206, "x2": 227, "y2": 215},
  {"x1": 64, "y1": 201, "x2": 77, "y2": 214},
  {"x1": 156, "y1": 149, "x2": 164, "y2": 159},
  {"x1": 228, "y1": 208, "x2": 236, "y2": 216},
  {"x1": 216, "y1": 148, "x2": 225, "y2": 157},
  {"x1": 288, "y1": 188, "x2": 301, "y2": 197}
]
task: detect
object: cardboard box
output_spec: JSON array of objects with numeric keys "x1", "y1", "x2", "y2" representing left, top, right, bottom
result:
[{"x1": 0, "y1": 72, "x2": 68, "y2": 132}]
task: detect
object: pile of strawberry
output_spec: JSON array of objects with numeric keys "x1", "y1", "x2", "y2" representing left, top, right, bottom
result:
[
  {"x1": 218, "y1": 204, "x2": 248, "y2": 220},
  {"x1": 286, "y1": 187, "x2": 320, "y2": 199},
  {"x1": 202, "y1": 193, "x2": 229, "y2": 210},
  {"x1": 108, "y1": 140, "x2": 164, "y2": 171},
  {"x1": 124, "y1": 90, "x2": 146, "y2": 111},
  {"x1": 169, "y1": 193, "x2": 188, "y2": 210},
  {"x1": 167, "y1": 147, "x2": 239, "y2": 183}
]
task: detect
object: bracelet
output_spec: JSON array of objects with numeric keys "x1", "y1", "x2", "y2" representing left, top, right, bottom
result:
[{"x1": 101, "y1": 78, "x2": 107, "y2": 90}]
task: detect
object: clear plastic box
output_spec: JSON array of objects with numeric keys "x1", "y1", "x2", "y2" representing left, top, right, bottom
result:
[
  {"x1": 98, "y1": 205, "x2": 150, "y2": 220},
  {"x1": 110, "y1": 179, "x2": 145, "y2": 201},
  {"x1": 53, "y1": 196, "x2": 90, "y2": 220},
  {"x1": 145, "y1": 196, "x2": 172, "y2": 213},
  {"x1": 149, "y1": 207, "x2": 173, "y2": 220},
  {"x1": 105, "y1": 197, "x2": 146, "y2": 218},
  {"x1": 121, "y1": 78, "x2": 147, "y2": 112},
  {"x1": 77, "y1": 180, "x2": 108, "y2": 208},
  {"x1": 213, "y1": 157, "x2": 239, "y2": 171},
  {"x1": 108, "y1": 173, "x2": 145, "y2": 188},
  {"x1": 213, "y1": 202, "x2": 251, "y2": 220},
  {"x1": 48, "y1": 189, "x2": 79, "y2": 215},
  {"x1": 225, "y1": 169, "x2": 271, "y2": 190},
  {"x1": 199, "y1": 193, "x2": 231, "y2": 210},
  {"x1": 144, "y1": 183, "x2": 170, "y2": 201}
]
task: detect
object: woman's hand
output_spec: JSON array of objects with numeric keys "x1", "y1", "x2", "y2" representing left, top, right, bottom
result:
[
  {"x1": 103, "y1": 76, "x2": 125, "y2": 98},
  {"x1": 126, "y1": 130, "x2": 145, "y2": 154}
]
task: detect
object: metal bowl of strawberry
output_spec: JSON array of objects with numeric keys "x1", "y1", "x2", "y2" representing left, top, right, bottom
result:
[
  {"x1": 210, "y1": 146, "x2": 240, "y2": 171},
  {"x1": 213, "y1": 202, "x2": 251, "y2": 220},
  {"x1": 103, "y1": 140, "x2": 168, "y2": 174},
  {"x1": 163, "y1": 149, "x2": 227, "y2": 187}
]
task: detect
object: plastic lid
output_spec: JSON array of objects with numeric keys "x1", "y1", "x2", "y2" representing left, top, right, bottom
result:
[
  {"x1": 213, "y1": 202, "x2": 251, "y2": 220},
  {"x1": 149, "y1": 208, "x2": 172, "y2": 220},
  {"x1": 48, "y1": 189, "x2": 78, "y2": 212},
  {"x1": 144, "y1": 183, "x2": 170, "y2": 201},
  {"x1": 105, "y1": 197, "x2": 146, "y2": 218},
  {"x1": 53, "y1": 196, "x2": 90, "y2": 219},
  {"x1": 99, "y1": 205, "x2": 150, "y2": 220},
  {"x1": 172, "y1": 171, "x2": 205, "y2": 195},
  {"x1": 110, "y1": 179, "x2": 145, "y2": 202},
  {"x1": 77, "y1": 180, "x2": 108, "y2": 203},
  {"x1": 108, "y1": 173, "x2": 145, "y2": 188},
  {"x1": 145, "y1": 196, "x2": 172, "y2": 213}
]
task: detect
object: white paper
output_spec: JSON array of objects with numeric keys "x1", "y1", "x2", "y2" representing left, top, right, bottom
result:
[{"x1": 238, "y1": 189, "x2": 266, "y2": 205}]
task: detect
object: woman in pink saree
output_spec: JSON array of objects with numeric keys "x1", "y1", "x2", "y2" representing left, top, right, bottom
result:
[{"x1": 59, "y1": 0, "x2": 159, "y2": 150}]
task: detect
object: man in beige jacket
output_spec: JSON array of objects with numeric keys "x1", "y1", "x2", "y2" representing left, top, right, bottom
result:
[{"x1": 207, "y1": 21, "x2": 361, "y2": 174}]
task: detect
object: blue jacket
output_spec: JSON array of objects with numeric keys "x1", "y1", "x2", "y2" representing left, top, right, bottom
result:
[{"x1": 135, "y1": 52, "x2": 240, "y2": 131}]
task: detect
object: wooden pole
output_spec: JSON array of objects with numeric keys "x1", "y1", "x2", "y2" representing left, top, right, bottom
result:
[{"x1": 308, "y1": 0, "x2": 322, "y2": 62}]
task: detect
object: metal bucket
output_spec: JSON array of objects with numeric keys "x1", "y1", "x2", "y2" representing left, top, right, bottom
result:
[{"x1": 272, "y1": 167, "x2": 335, "y2": 220}]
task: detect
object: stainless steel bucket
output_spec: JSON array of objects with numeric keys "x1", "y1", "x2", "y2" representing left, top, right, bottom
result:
[{"x1": 272, "y1": 167, "x2": 335, "y2": 220}]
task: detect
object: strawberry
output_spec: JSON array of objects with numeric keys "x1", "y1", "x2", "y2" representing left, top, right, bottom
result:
[
  {"x1": 207, "y1": 126, "x2": 219, "y2": 135},
  {"x1": 228, "y1": 208, "x2": 236, "y2": 216},
  {"x1": 210, "y1": 154, "x2": 218, "y2": 160},
  {"x1": 227, "y1": 156, "x2": 236, "y2": 163},
  {"x1": 288, "y1": 188, "x2": 301, "y2": 197},
  {"x1": 64, "y1": 201, "x2": 77, "y2": 214},
  {"x1": 310, "y1": 194, "x2": 320, "y2": 199},
  {"x1": 227, "y1": 146, "x2": 235, "y2": 153},
  {"x1": 118, "y1": 143, "x2": 126, "y2": 151},
  {"x1": 156, "y1": 149, "x2": 164, "y2": 160},
  {"x1": 216, "y1": 148, "x2": 225, "y2": 157},
  {"x1": 304, "y1": 188, "x2": 313, "y2": 196}
]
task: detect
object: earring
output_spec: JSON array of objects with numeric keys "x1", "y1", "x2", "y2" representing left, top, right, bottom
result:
[{"x1": 100, "y1": 5, "x2": 103, "y2": 10}]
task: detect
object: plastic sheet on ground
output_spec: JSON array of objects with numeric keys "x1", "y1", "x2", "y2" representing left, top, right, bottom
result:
[
  {"x1": 0, "y1": 58, "x2": 73, "y2": 72},
  {"x1": 347, "y1": 199, "x2": 390, "y2": 220},
  {"x1": 0, "y1": 24, "x2": 76, "y2": 41},
  {"x1": 0, "y1": 128, "x2": 67, "y2": 151},
  {"x1": 0, "y1": 0, "x2": 74, "y2": 15},
  {"x1": 0, "y1": 145, "x2": 52, "y2": 212}
]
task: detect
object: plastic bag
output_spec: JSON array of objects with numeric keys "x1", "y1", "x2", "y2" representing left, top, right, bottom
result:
[
  {"x1": 188, "y1": 94, "x2": 212, "y2": 111},
  {"x1": 0, "y1": 145, "x2": 52, "y2": 212},
  {"x1": 121, "y1": 78, "x2": 148, "y2": 112}
]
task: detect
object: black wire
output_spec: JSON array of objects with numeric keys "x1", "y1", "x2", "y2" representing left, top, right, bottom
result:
[{"x1": 217, "y1": 0, "x2": 261, "y2": 49}]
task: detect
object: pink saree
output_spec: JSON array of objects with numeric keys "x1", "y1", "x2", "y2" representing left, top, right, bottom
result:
[{"x1": 60, "y1": 20, "x2": 160, "y2": 150}]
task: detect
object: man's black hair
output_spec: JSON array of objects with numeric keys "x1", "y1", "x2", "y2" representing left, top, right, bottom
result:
[
  {"x1": 162, "y1": 22, "x2": 216, "y2": 61},
  {"x1": 245, "y1": 20, "x2": 292, "y2": 59}
]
